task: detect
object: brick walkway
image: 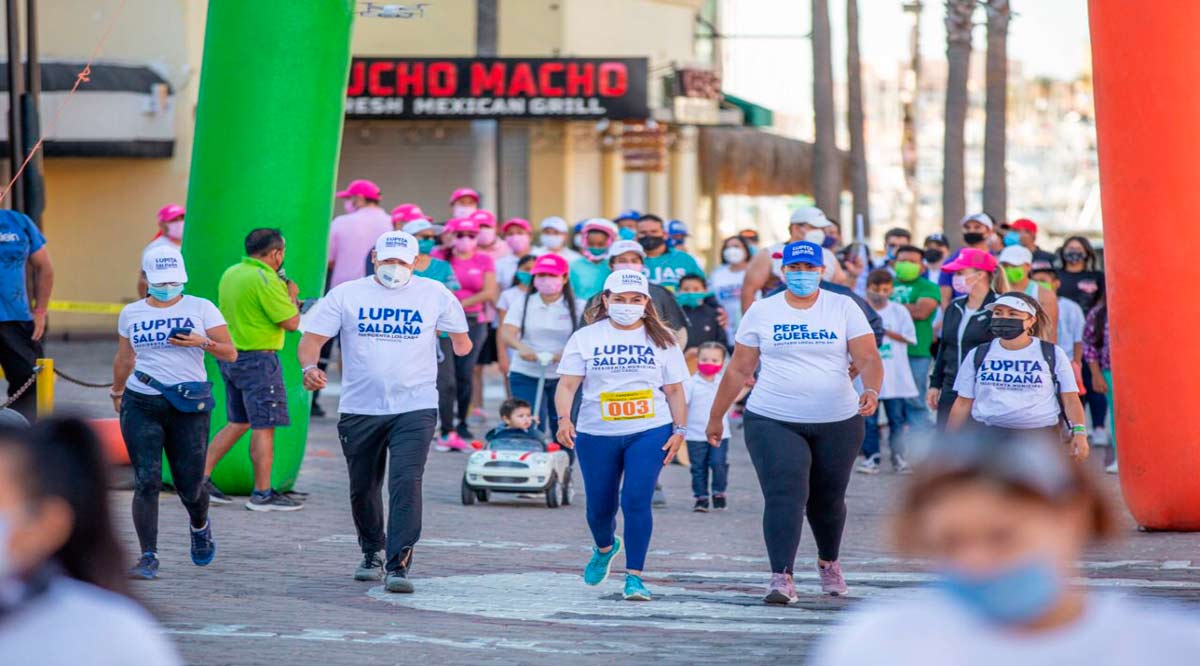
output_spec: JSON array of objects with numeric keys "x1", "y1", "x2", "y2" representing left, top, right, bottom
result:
[{"x1": 24, "y1": 340, "x2": 1200, "y2": 664}]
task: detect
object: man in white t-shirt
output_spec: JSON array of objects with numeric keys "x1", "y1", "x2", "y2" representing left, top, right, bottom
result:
[
  {"x1": 298, "y1": 230, "x2": 471, "y2": 594},
  {"x1": 739, "y1": 206, "x2": 848, "y2": 312},
  {"x1": 859, "y1": 270, "x2": 919, "y2": 474},
  {"x1": 532, "y1": 216, "x2": 581, "y2": 263}
]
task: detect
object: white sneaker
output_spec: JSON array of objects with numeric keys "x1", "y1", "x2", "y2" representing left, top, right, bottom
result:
[
  {"x1": 892, "y1": 456, "x2": 913, "y2": 475},
  {"x1": 1091, "y1": 427, "x2": 1109, "y2": 445},
  {"x1": 1106, "y1": 461, "x2": 1119, "y2": 474},
  {"x1": 856, "y1": 456, "x2": 881, "y2": 475}
]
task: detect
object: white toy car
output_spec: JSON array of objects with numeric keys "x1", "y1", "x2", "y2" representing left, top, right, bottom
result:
[{"x1": 461, "y1": 433, "x2": 572, "y2": 508}]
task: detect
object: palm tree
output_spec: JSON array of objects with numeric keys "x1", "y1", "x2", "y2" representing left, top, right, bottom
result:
[
  {"x1": 847, "y1": 0, "x2": 870, "y2": 233},
  {"x1": 812, "y1": 0, "x2": 839, "y2": 217},
  {"x1": 942, "y1": 0, "x2": 975, "y2": 243},
  {"x1": 983, "y1": 0, "x2": 1011, "y2": 223}
]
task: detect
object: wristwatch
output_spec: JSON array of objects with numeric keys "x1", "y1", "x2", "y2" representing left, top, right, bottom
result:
[{"x1": 673, "y1": 424, "x2": 688, "y2": 437}]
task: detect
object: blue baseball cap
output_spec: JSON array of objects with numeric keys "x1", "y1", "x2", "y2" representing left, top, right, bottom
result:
[
  {"x1": 573, "y1": 221, "x2": 585, "y2": 233},
  {"x1": 667, "y1": 220, "x2": 689, "y2": 236},
  {"x1": 781, "y1": 240, "x2": 824, "y2": 267},
  {"x1": 614, "y1": 209, "x2": 641, "y2": 222}
]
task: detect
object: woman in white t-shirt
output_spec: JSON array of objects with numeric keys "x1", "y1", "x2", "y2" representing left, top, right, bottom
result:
[
  {"x1": 111, "y1": 246, "x2": 236, "y2": 580},
  {"x1": 555, "y1": 270, "x2": 689, "y2": 602},
  {"x1": 705, "y1": 241, "x2": 883, "y2": 605},
  {"x1": 812, "y1": 432, "x2": 1200, "y2": 666},
  {"x1": 949, "y1": 292, "x2": 1089, "y2": 461},
  {"x1": 709, "y1": 236, "x2": 751, "y2": 339},
  {"x1": 500, "y1": 254, "x2": 583, "y2": 450}
]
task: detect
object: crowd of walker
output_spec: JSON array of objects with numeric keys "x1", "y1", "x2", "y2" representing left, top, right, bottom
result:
[{"x1": 0, "y1": 180, "x2": 1196, "y2": 664}]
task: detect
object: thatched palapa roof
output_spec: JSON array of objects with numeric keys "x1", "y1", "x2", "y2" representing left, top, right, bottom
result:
[{"x1": 698, "y1": 126, "x2": 850, "y2": 197}]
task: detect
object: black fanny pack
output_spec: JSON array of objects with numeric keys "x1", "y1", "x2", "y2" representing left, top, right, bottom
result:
[{"x1": 135, "y1": 370, "x2": 213, "y2": 413}]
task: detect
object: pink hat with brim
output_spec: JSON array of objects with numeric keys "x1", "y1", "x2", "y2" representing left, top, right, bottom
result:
[
  {"x1": 501, "y1": 218, "x2": 532, "y2": 233},
  {"x1": 531, "y1": 253, "x2": 569, "y2": 277},
  {"x1": 445, "y1": 218, "x2": 481, "y2": 234},
  {"x1": 943, "y1": 247, "x2": 998, "y2": 273},
  {"x1": 336, "y1": 179, "x2": 382, "y2": 200},
  {"x1": 469, "y1": 209, "x2": 497, "y2": 227},
  {"x1": 449, "y1": 187, "x2": 480, "y2": 206},
  {"x1": 391, "y1": 203, "x2": 429, "y2": 224},
  {"x1": 157, "y1": 204, "x2": 185, "y2": 223}
]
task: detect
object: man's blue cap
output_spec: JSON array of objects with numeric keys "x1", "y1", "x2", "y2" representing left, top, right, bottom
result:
[
  {"x1": 573, "y1": 221, "x2": 585, "y2": 232},
  {"x1": 614, "y1": 209, "x2": 641, "y2": 222},
  {"x1": 667, "y1": 219, "x2": 689, "y2": 236},
  {"x1": 781, "y1": 240, "x2": 824, "y2": 267}
]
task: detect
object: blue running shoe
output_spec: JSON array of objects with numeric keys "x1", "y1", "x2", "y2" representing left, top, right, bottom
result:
[
  {"x1": 190, "y1": 521, "x2": 216, "y2": 566},
  {"x1": 129, "y1": 552, "x2": 159, "y2": 580},
  {"x1": 582, "y1": 536, "x2": 622, "y2": 586},
  {"x1": 623, "y1": 574, "x2": 651, "y2": 601}
]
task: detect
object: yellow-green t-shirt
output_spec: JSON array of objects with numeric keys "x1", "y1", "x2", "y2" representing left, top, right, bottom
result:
[{"x1": 218, "y1": 257, "x2": 298, "y2": 351}]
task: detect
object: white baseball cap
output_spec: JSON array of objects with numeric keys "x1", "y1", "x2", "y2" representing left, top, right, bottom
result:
[
  {"x1": 142, "y1": 245, "x2": 188, "y2": 284},
  {"x1": 603, "y1": 269, "x2": 650, "y2": 296},
  {"x1": 401, "y1": 219, "x2": 434, "y2": 236},
  {"x1": 374, "y1": 231, "x2": 419, "y2": 263},
  {"x1": 540, "y1": 216, "x2": 568, "y2": 233},
  {"x1": 985, "y1": 294, "x2": 1038, "y2": 317},
  {"x1": 789, "y1": 206, "x2": 832, "y2": 228},
  {"x1": 998, "y1": 245, "x2": 1033, "y2": 266},
  {"x1": 582, "y1": 218, "x2": 618, "y2": 237},
  {"x1": 960, "y1": 212, "x2": 995, "y2": 230},
  {"x1": 608, "y1": 239, "x2": 646, "y2": 259}
]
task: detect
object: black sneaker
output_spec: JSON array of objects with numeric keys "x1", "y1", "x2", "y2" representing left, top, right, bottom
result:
[
  {"x1": 455, "y1": 422, "x2": 475, "y2": 440},
  {"x1": 245, "y1": 489, "x2": 304, "y2": 512},
  {"x1": 692, "y1": 498, "x2": 710, "y2": 512},
  {"x1": 385, "y1": 549, "x2": 414, "y2": 593},
  {"x1": 205, "y1": 479, "x2": 232, "y2": 505},
  {"x1": 712, "y1": 495, "x2": 727, "y2": 511},
  {"x1": 354, "y1": 551, "x2": 385, "y2": 581}
]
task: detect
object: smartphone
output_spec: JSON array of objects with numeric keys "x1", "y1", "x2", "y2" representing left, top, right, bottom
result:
[{"x1": 168, "y1": 326, "x2": 193, "y2": 340}]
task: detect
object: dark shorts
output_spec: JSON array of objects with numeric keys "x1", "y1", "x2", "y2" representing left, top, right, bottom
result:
[
  {"x1": 220, "y1": 351, "x2": 290, "y2": 429},
  {"x1": 477, "y1": 325, "x2": 499, "y2": 365}
]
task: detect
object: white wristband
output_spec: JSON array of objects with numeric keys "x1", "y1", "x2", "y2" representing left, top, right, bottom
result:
[
  {"x1": 862, "y1": 388, "x2": 880, "y2": 397},
  {"x1": 302, "y1": 365, "x2": 319, "y2": 375}
]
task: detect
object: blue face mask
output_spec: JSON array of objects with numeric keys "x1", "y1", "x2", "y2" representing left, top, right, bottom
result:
[
  {"x1": 822, "y1": 235, "x2": 837, "y2": 249},
  {"x1": 418, "y1": 238, "x2": 436, "y2": 255},
  {"x1": 784, "y1": 270, "x2": 821, "y2": 297},
  {"x1": 939, "y1": 558, "x2": 1063, "y2": 626},
  {"x1": 1004, "y1": 230, "x2": 1022, "y2": 247},
  {"x1": 676, "y1": 291, "x2": 708, "y2": 308},
  {"x1": 148, "y1": 284, "x2": 184, "y2": 301},
  {"x1": 618, "y1": 227, "x2": 637, "y2": 241},
  {"x1": 515, "y1": 271, "x2": 532, "y2": 286}
]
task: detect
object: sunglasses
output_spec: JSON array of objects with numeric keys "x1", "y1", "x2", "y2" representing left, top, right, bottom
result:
[{"x1": 455, "y1": 232, "x2": 478, "y2": 240}]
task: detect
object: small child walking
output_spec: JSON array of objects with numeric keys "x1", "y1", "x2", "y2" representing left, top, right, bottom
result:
[
  {"x1": 683, "y1": 342, "x2": 735, "y2": 512},
  {"x1": 860, "y1": 269, "x2": 919, "y2": 474}
]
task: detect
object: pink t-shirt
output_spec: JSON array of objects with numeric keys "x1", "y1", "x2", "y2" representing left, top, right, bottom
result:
[
  {"x1": 327, "y1": 206, "x2": 393, "y2": 288},
  {"x1": 447, "y1": 252, "x2": 495, "y2": 317}
]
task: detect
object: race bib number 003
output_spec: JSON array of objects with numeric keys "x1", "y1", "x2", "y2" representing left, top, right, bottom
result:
[{"x1": 600, "y1": 389, "x2": 655, "y2": 421}]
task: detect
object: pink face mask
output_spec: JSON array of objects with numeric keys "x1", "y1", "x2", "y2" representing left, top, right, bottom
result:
[
  {"x1": 477, "y1": 227, "x2": 497, "y2": 246},
  {"x1": 165, "y1": 220, "x2": 184, "y2": 241},
  {"x1": 612, "y1": 262, "x2": 642, "y2": 273},
  {"x1": 452, "y1": 204, "x2": 476, "y2": 219},
  {"x1": 697, "y1": 362, "x2": 723, "y2": 376},
  {"x1": 506, "y1": 234, "x2": 531, "y2": 254},
  {"x1": 343, "y1": 200, "x2": 357, "y2": 214},
  {"x1": 454, "y1": 235, "x2": 478, "y2": 254},
  {"x1": 534, "y1": 275, "x2": 564, "y2": 296}
]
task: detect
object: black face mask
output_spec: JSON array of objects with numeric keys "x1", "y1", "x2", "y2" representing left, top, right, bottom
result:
[
  {"x1": 638, "y1": 236, "x2": 666, "y2": 252},
  {"x1": 923, "y1": 248, "x2": 944, "y2": 264},
  {"x1": 1063, "y1": 250, "x2": 1086, "y2": 264},
  {"x1": 989, "y1": 317, "x2": 1027, "y2": 340},
  {"x1": 962, "y1": 232, "x2": 986, "y2": 246}
]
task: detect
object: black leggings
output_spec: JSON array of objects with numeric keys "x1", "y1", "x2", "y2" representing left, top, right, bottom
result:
[
  {"x1": 452, "y1": 320, "x2": 488, "y2": 424},
  {"x1": 119, "y1": 390, "x2": 211, "y2": 554},
  {"x1": 744, "y1": 411, "x2": 864, "y2": 572}
]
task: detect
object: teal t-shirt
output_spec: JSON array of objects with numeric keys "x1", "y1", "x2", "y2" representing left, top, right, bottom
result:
[
  {"x1": 570, "y1": 258, "x2": 611, "y2": 301},
  {"x1": 644, "y1": 249, "x2": 704, "y2": 291},
  {"x1": 417, "y1": 257, "x2": 460, "y2": 291}
]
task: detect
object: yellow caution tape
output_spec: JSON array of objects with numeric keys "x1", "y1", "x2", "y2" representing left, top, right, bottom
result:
[{"x1": 48, "y1": 300, "x2": 126, "y2": 314}]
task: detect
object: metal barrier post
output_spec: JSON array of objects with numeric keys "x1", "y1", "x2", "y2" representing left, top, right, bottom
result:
[{"x1": 35, "y1": 357, "x2": 53, "y2": 415}]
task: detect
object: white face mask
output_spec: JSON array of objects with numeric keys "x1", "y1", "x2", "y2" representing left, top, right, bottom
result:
[
  {"x1": 452, "y1": 204, "x2": 476, "y2": 219},
  {"x1": 165, "y1": 220, "x2": 184, "y2": 241},
  {"x1": 542, "y1": 234, "x2": 565, "y2": 249},
  {"x1": 343, "y1": 200, "x2": 357, "y2": 215},
  {"x1": 376, "y1": 264, "x2": 412, "y2": 289},
  {"x1": 608, "y1": 302, "x2": 645, "y2": 326},
  {"x1": 722, "y1": 246, "x2": 747, "y2": 264},
  {"x1": 804, "y1": 229, "x2": 826, "y2": 246}
]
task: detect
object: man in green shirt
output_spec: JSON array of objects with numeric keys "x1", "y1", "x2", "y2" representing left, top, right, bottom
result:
[
  {"x1": 890, "y1": 245, "x2": 941, "y2": 427},
  {"x1": 204, "y1": 228, "x2": 303, "y2": 511},
  {"x1": 636, "y1": 214, "x2": 704, "y2": 291},
  {"x1": 568, "y1": 218, "x2": 617, "y2": 300}
]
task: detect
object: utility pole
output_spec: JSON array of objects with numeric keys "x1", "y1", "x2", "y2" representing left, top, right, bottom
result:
[
  {"x1": 901, "y1": 1, "x2": 922, "y2": 232},
  {"x1": 23, "y1": 0, "x2": 42, "y2": 224},
  {"x1": 5, "y1": 0, "x2": 24, "y2": 213},
  {"x1": 473, "y1": 0, "x2": 500, "y2": 216}
]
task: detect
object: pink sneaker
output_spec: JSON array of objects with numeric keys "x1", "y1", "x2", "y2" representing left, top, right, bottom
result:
[
  {"x1": 435, "y1": 433, "x2": 466, "y2": 452},
  {"x1": 818, "y1": 561, "x2": 848, "y2": 596},
  {"x1": 763, "y1": 573, "x2": 798, "y2": 605}
]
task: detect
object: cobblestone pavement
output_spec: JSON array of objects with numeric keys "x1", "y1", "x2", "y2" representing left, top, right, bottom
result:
[{"x1": 19, "y1": 340, "x2": 1200, "y2": 665}]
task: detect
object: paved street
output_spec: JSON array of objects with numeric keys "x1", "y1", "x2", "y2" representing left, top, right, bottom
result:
[{"x1": 27, "y1": 340, "x2": 1200, "y2": 665}]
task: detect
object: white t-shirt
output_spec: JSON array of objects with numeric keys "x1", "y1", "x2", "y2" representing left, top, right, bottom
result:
[
  {"x1": 709, "y1": 264, "x2": 745, "y2": 338},
  {"x1": 0, "y1": 577, "x2": 181, "y2": 666},
  {"x1": 533, "y1": 245, "x2": 582, "y2": 264},
  {"x1": 736, "y1": 291, "x2": 873, "y2": 423},
  {"x1": 558, "y1": 320, "x2": 688, "y2": 436},
  {"x1": 877, "y1": 302, "x2": 919, "y2": 400},
  {"x1": 954, "y1": 338, "x2": 1078, "y2": 428},
  {"x1": 302, "y1": 275, "x2": 468, "y2": 415},
  {"x1": 496, "y1": 285, "x2": 526, "y2": 315},
  {"x1": 494, "y1": 255, "x2": 521, "y2": 293},
  {"x1": 117, "y1": 295, "x2": 225, "y2": 396},
  {"x1": 683, "y1": 372, "x2": 729, "y2": 440},
  {"x1": 502, "y1": 293, "x2": 585, "y2": 379},
  {"x1": 811, "y1": 591, "x2": 1200, "y2": 666},
  {"x1": 1056, "y1": 296, "x2": 1086, "y2": 359}
]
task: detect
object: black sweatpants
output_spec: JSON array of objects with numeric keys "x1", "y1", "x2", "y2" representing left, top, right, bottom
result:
[
  {"x1": 436, "y1": 336, "x2": 457, "y2": 436},
  {"x1": 337, "y1": 409, "x2": 437, "y2": 572},
  {"x1": 0, "y1": 320, "x2": 42, "y2": 421},
  {"x1": 119, "y1": 389, "x2": 211, "y2": 554},
  {"x1": 743, "y1": 411, "x2": 864, "y2": 572}
]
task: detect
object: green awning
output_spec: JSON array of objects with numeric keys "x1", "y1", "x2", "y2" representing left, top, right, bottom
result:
[{"x1": 723, "y1": 93, "x2": 773, "y2": 127}]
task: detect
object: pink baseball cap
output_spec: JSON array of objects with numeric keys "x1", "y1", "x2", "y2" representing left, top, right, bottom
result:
[
  {"x1": 500, "y1": 218, "x2": 532, "y2": 233},
  {"x1": 336, "y1": 179, "x2": 382, "y2": 200},
  {"x1": 391, "y1": 203, "x2": 430, "y2": 224},
  {"x1": 531, "y1": 253, "x2": 569, "y2": 277},
  {"x1": 157, "y1": 203, "x2": 185, "y2": 223},
  {"x1": 449, "y1": 187, "x2": 480, "y2": 206},
  {"x1": 942, "y1": 247, "x2": 998, "y2": 273},
  {"x1": 582, "y1": 218, "x2": 617, "y2": 238},
  {"x1": 445, "y1": 217, "x2": 481, "y2": 234},
  {"x1": 469, "y1": 209, "x2": 497, "y2": 227}
]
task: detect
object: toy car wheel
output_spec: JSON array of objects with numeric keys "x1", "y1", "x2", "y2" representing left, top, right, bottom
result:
[
  {"x1": 545, "y1": 472, "x2": 561, "y2": 508},
  {"x1": 476, "y1": 489, "x2": 490, "y2": 503},
  {"x1": 561, "y1": 468, "x2": 573, "y2": 506},
  {"x1": 461, "y1": 476, "x2": 475, "y2": 505}
]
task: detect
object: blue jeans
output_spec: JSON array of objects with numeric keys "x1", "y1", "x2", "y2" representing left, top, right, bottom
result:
[
  {"x1": 574, "y1": 423, "x2": 672, "y2": 572},
  {"x1": 862, "y1": 398, "x2": 909, "y2": 463},
  {"x1": 905, "y1": 356, "x2": 932, "y2": 430},
  {"x1": 686, "y1": 439, "x2": 729, "y2": 498}
]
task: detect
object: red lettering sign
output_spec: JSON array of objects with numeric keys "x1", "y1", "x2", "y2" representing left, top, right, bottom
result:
[
  {"x1": 598, "y1": 62, "x2": 627, "y2": 97},
  {"x1": 564, "y1": 63, "x2": 595, "y2": 96},
  {"x1": 368, "y1": 61, "x2": 395, "y2": 96},
  {"x1": 347, "y1": 61, "x2": 366, "y2": 95},
  {"x1": 428, "y1": 62, "x2": 457, "y2": 96},
  {"x1": 394, "y1": 63, "x2": 425, "y2": 95},
  {"x1": 538, "y1": 62, "x2": 565, "y2": 96},
  {"x1": 470, "y1": 62, "x2": 506, "y2": 96},
  {"x1": 507, "y1": 63, "x2": 536, "y2": 97}
]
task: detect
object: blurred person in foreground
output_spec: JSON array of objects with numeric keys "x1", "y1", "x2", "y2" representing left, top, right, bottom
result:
[
  {"x1": 810, "y1": 431, "x2": 1200, "y2": 666},
  {"x1": 0, "y1": 418, "x2": 180, "y2": 665}
]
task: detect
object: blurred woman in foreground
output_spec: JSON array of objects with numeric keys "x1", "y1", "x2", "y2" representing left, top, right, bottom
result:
[
  {"x1": 811, "y1": 431, "x2": 1200, "y2": 665},
  {"x1": 0, "y1": 418, "x2": 180, "y2": 664}
]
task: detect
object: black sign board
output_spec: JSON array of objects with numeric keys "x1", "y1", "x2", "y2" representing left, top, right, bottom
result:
[{"x1": 345, "y1": 57, "x2": 650, "y2": 120}]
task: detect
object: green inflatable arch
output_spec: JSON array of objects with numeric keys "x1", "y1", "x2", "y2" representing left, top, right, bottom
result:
[{"x1": 179, "y1": 1, "x2": 354, "y2": 493}]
